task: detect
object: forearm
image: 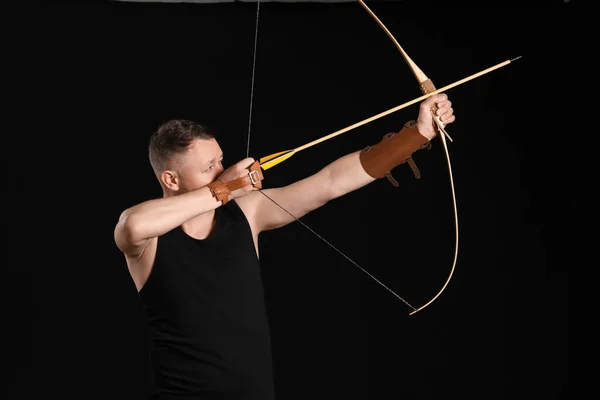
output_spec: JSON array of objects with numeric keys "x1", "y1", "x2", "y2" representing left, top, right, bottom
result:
[
  {"x1": 325, "y1": 151, "x2": 376, "y2": 200},
  {"x1": 118, "y1": 187, "x2": 220, "y2": 243},
  {"x1": 326, "y1": 121, "x2": 431, "y2": 199}
]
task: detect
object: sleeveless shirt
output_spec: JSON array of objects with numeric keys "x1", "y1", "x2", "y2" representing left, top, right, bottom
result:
[{"x1": 139, "y1": 200, "x2": 275, "y2": 400}]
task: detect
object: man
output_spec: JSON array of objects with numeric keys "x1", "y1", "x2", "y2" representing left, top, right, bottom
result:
[{"x1": 114, "y1": 93, "x2": 455, "y2": 399}]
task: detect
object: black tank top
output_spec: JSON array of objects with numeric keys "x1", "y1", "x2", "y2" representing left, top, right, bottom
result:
[{"x1": 139, "y1": 200, "x2": 275, "y2": 400}]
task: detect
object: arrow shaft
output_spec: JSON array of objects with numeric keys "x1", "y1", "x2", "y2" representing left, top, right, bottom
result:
[{"x1": 292, "y1": 59, "x2": 511, "y2": 155}]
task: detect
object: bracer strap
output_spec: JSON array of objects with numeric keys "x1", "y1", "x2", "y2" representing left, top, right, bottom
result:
[{"x1": 225, "y1": 160, "x2": 264, "y2": 191}]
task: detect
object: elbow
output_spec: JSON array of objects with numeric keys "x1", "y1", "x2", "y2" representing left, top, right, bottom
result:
[{"x1": 114, "y1": 211, "x2": 144, "y2": 250}]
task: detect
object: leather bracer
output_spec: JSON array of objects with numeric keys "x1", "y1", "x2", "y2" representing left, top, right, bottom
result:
[
  {"x1": 206, "y1": 180, "x2": 231, "y2": 205},
  {"x1": 359, "y1": 120, "x2": 432, "y2": 187},
  {"x1": 206, "y1": 160, "x2": 264, "y2": 205}
]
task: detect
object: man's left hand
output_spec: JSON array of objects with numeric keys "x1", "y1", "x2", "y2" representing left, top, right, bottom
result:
[{"x1": 416, "y1": 93, "x2": 455, "y2": 140}]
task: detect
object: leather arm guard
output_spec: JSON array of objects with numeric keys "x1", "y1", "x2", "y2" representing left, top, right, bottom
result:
[
  {"x1": 359, "y1": 120, "x2": 432, "y2": 187},
  {"x1": 206, "y1": 160, "x2": 264, "y2": 205}
]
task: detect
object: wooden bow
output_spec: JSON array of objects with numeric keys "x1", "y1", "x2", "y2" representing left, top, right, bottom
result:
[
  {"x1": 357, "y1": 0, "x2": 458, "y2": 315},
  {"x1": 246, "y1": 0, "x2": 518, "y2": 316},
  {"x1": 358, "y1": 0, "x2": 458, "y2": 315}
]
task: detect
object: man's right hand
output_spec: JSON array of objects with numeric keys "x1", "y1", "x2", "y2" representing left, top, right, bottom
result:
[{"x1": 217, "y1": 157, "x2": 261, "y2": 200}]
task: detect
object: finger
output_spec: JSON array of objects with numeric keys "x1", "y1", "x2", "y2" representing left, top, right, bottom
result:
[
  {"x1": 435, "y1": 100, "x2": 452, "y2": 114},
  {"x1": 240, "y1": 157, "x2": 256, "y2": 169},
  {"x1": 438, "y1": 107, "x2": 453, "y2": 121},
  {"x1": 436, "y1": 103, "x2": 452, "y2": 117},
  {"x1": 440, "y1": 113, "x2": 455, "y2": 124},
  {"x1": 421, "y1": 94, "x2": 447, "y2": 113},
  {"x1": 430, "y1": 93, "x2": 448, "y2": 105}
]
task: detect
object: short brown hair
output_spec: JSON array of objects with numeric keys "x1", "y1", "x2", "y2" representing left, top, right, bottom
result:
[{"x1": 149, "y1": 119, "x2": 216, "y2": 175}]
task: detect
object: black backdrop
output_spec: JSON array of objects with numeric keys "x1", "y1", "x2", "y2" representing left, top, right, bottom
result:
[{"x1": 23, "y1": 1, "x2": 576, "y2": 400}]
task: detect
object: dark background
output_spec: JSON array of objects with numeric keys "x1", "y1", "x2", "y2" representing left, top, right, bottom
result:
[{"x1": 22, "y1": 1, "x2": 576, "y2": 399}]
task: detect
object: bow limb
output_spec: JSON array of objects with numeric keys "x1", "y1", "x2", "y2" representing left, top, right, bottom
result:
[
  {"x1": 356, "y1": 0, "x2": 451, "y2": 142},
  {"x1": 357, "y1": 0, "x2": 459, "y2": 315}
]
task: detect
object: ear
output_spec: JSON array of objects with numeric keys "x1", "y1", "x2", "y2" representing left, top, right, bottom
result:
[{"x1": 160, "y1": 170, "x2": 179, "y2": 191}]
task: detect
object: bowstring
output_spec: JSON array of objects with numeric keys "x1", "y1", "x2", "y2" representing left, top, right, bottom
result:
[
  {"x1": 245, "y1": 0, "x2": 415, "y2": 312},
  {"x1": 246, "y1": 0, "x2": 260, "y2": 158}
]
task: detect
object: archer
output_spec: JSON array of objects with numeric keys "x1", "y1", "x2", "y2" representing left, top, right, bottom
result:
[{"x1": 113, "y1": 93, "x2": 455, "y2": 399}]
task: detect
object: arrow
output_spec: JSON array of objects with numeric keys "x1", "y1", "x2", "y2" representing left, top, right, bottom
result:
[{"x1": 259, "y1": 56, "x2": 520, "y2": 171}]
